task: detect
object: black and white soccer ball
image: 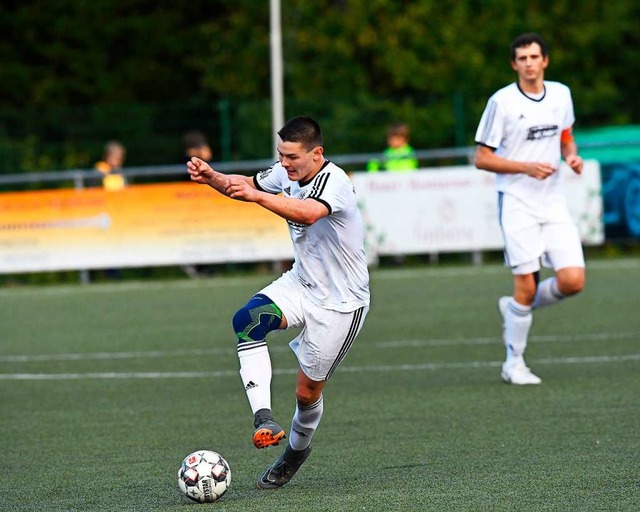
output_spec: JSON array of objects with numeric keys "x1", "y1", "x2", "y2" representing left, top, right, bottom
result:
[{"x1": 177, "y1": 450, "x2": 231, "y2": 503}]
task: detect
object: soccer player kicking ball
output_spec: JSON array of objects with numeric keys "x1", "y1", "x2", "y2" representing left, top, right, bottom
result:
[
  {"x1": 187, "y1": 116, "x2": 370, "y2": 487},
  {"x1": 474, "y1": 33, "x2": 586, "y2": 385}
]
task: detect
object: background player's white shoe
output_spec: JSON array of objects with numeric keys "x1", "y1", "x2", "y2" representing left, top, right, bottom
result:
[{"x1": 501, "y1": 361, "x2": 542, "y2": 385}]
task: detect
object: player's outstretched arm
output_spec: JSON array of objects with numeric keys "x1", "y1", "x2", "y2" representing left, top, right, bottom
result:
[
  {"x1": 226, "y1": 180, "x2": 329, "y2": 225},
  {"x1": 256, "y1": 194, "x2": 329, "y2": 225},
  {"x1": 186, "y1": 157, "x2": 253, "y2": 196},
  {"x1": 186, "y1": 156, "x2": 327, "y2": 224}
]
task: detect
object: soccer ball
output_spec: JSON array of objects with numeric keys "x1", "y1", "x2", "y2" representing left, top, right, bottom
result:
[{"x1": 177, "y1": 450, "x2": 231, "y2": 503}]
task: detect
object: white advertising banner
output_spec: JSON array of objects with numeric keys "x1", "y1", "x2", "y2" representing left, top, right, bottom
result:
[{"x1": 350, "y1": 160, "x2": 604, "y2": 257}]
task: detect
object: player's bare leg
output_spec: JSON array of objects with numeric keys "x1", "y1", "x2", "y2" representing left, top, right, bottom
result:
[{"x1": 257, "y1": 370, "x2": 325, "y2": 489}]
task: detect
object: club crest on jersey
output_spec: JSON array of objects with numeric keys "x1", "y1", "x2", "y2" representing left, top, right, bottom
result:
[{"x1": 527, "y1": 124, "x2": 559, "y2": 141}]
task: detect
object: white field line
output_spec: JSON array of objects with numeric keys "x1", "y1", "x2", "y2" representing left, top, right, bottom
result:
[
  {"x1": 374, "y1": 331, "x2": 637, "y2": 348},
  {"x1": 0, "y1": 258, "x2": 638, "y2": 298},
  {"x1": 371, "y1": 257, "x2": 640, "y2": 281},
  {"x1": 0, "y1": 353, "x2": 638, "y2": 380},
  {"x1": 0, "y1": 348, "x2": 236, "y2": 363},
  {"x1": 0, "y1": 331, "x2": 635, "y2": 364}
]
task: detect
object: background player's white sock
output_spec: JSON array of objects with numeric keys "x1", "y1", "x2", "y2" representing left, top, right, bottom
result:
[
  {"x1": 238, "y1": 344, "x2": 272, "y2": 414},
  {"x1": 504, "y1": 298, "x2": 532, "y2": 364},
  {"x1": 533, "y1": 277, "x2": 565, "y2": 309},
  {"x1": 289, "y1": 395, "x2": 324, "y2": 451}
]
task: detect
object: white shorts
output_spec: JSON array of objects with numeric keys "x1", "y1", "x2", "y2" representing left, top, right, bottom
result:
[
  {"x1": 259, "y1": 270, "x2": 369, "y2": 382},
  {"x1": 498, "y1": 193, "x2": 585, "y2": 275}
]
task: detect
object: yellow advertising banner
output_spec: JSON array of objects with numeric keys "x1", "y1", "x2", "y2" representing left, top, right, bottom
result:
[{"x1": 0, "y1": 182, "x2": 293, "y2": 273}]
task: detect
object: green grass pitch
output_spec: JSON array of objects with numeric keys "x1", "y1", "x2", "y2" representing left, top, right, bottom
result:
[{"x1": 0, "y1": 259, "x2": 638, "y2": 511}]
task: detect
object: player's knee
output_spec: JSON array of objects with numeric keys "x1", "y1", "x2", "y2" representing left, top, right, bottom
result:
[
  {"x1": 557, "y1": 268, "x2": 585, "y2": 297},
  {"x1": 295, "y1": 377, "x2": 324, "y2": 405},
  {"x1": 558, "y1": 274, "x2": 585, "y2": 296},
  {"x1": 295, "y1": 387, "x2": 321, "y2": 406},
  {"x1": 232, "y1": 294, "x2": 283, "y2": 344},
  {"x1": 232, "y1": 307, "x2": 252, "y2": 342}
]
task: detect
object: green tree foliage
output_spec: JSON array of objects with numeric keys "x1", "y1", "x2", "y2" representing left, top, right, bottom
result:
[
  {"x1": 0, "y1": 0, "x2": 215, "y2": 107},
  {"x1": 0, "y1": 0, "x2": 638, "y2": 171}
]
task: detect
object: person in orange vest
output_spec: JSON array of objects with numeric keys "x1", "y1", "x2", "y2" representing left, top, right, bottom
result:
[{"x1": 95, "y1": 140, "x2": 127, "y2": 191}]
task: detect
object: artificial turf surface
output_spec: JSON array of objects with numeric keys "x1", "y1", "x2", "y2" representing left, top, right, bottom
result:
[{"x1": 1, "y1": 259, "x2": 638, "y2": 511}]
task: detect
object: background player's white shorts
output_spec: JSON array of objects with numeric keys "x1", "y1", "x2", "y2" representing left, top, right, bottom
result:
[
  {"x1": 499, "y1": 193, "x2": 585, "y2": 275},
  {"x1": 259, "y1": 270, "x2": 369, "y2": 382}
]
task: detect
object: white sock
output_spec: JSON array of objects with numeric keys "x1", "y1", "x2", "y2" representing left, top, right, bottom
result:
[
  {"x1": 238, "y1": 344, "x2": 272, "y2": 414},
  {"x1": 504, "y1": 298, "x2": 532, "y2": 364},
  {"x1": 289, "y1": 395, "x2": 324, "y2": 451},
  {"x1": 533, "y1": 277, "x2": 565, "y2": 309}
]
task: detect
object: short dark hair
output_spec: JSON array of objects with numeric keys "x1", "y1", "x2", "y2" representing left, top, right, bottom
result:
[
  {"x1": 387, "y1": 123, "x2": 410, "y2": 139},
  {"x1": 510, "y1": 32, "x2": 548, "y2": 61},
  {"x1": 182, "y1": 130, "x2": 209, "y2": 150},
  {"x1": 277, "y1": 116, "x2": 323, "y2": 150}
]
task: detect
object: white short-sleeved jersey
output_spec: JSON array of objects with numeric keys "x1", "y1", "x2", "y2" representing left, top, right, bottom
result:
[
  {"x1": 254, "y1": 160, "x2": 370, "y2": 313},
  {"x1": 475, "y1": 81, "x2": 575, "y2": 208}
]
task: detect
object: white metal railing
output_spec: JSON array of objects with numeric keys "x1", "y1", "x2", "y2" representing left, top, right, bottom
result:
[
  {"x1": 0, "y1": 146, "x2": 477, "y2": 189},
  {"x1": 1, "y1": 139, "x2": 638, "y2": 189}
]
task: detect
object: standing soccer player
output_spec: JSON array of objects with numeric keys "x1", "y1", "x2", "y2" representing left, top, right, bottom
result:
[
  {"x1": 187, "y1": 116, "x2": 370, "y2": 487},
  {"x1": 474, "y1": 33, "x2": 585, "y2": 385}
]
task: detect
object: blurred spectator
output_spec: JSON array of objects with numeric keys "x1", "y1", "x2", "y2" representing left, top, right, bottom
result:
[
  {"x1": 367, "y1": 123, "x2": 419, "y2": 172},
  {"x1": 181, "y1": 131, "x2": 213, "y2": 278},
  {"x1": 93, "y1": 141, "x2": 127, "y2": 279},
  {"x1": 183, "y1": 130, "x2": 212, "y2": 163},
  {"x1": 95, "y1": 140, "x2": 127, "y2": 191}
]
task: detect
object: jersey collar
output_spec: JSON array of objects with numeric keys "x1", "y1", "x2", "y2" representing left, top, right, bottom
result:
[
  {"x1": 299, "y1": 159, "x2": 330, "y2": 187},
  {"x1": 516, "y1": 82, "x2": 546, "y2": 102}
]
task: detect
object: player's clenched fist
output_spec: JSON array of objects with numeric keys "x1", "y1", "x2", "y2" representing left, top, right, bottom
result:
[
  {"x1": 565, "y1": 154, "x2": 583, "y2": 175},
  {"x1": 186, "y1": 157, "x2": 211, "y2": 181},
  {"x1": 186, "y1": 157, "x2": 232, "y2": 193},
  {"x1": 526, "y1": 162, "x2": 556, "y2": 180}
]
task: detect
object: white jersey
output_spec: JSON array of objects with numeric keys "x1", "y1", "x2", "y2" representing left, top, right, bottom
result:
[
  {"x1": 475, "y1": 81, "x2": 575, "y2": 208},
  {"x1": 254, "y1": 160, "x2": 370, "y2": 312}
]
